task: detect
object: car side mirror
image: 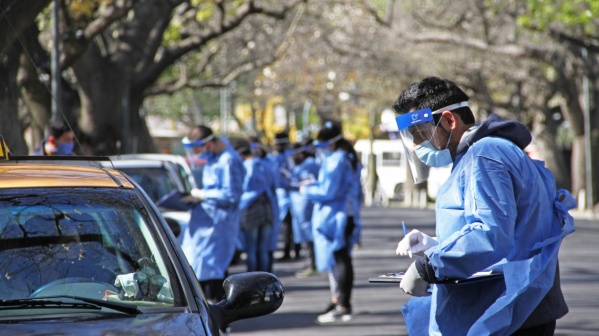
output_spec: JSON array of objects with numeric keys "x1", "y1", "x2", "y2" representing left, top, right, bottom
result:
[{"x1": 210, "y1": 272, "x2": 284, "y2": 329}]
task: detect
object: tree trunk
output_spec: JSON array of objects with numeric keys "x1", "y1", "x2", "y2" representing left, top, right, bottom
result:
[
  {"x1": 0, "y1": 43, "x2": 28, "y2": 154},
  {"x1": 71, "y1": 44, "x2": 156, "y2": 155},
  {"x1": 532, "y1": 108, "x2": 570, "y2": 190}
]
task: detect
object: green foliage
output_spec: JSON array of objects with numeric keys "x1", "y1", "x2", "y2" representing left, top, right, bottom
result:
[
  {"x1": 518, "y1": 0, "x2": 599, "y2": 35},
  {"x1": 194, "y1": 1, "x2": 217, "y2": 22},
  {"x1": 164, "y1": 18, "x2": 182, "y2": 45}
]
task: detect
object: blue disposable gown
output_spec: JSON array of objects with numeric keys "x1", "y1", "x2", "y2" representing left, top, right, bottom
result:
[
  {"x1": 407, "y1": 134, "x2": 576, "y2": 335},
  {"x1": 237, "y1": 157, "x2": 278, "y2": 250},
  {"x1": 181, "y1": 148, "x2": 245, "y2": 281},
  {"x1": 289, "y1": 156, "x2": 321, "y2": 243},
  {"x1": 267, "y1": 152, "x2": 292, "y2": 251},
  {"x1": 302, "y1": 150, "x2": 353, "y2": 271},
  {"x1": 346, "y1": 162, "x2": 363, "y2": 248}
]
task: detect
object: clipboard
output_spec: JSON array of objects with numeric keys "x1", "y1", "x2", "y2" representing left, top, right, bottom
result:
[
  {"x1": 369, "y1": 271, "x2": 503, "y2": 284},
  {"x1": 155, "y1": 190, "x2": 190, "y2": 211},
  {"x1": 368, "y1": 272, "x2": 405, "y2": 283}
]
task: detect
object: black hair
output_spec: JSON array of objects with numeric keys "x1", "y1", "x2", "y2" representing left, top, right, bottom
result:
[
  {"x1": 392, "y1": 76, "x2": 475, "y2": 124},
  {"x1": 300, "y1": 138, "x2": 315, "y2": 158},
  {"x1": 189, "y1": 125, "x2": 214, "y2": 141},
  {"x1": 274, "y1": 131, "x2": 289, "y2": 151},
  {"x1": 248, "y1": 135, "x2": 267, "y2": 158},
  {"x1": 48, "y1": 118, "x2": 72, "y2": 138},
  {"x1": 316, "y1": 123, "x2": 341, "y2": 142},
  {"x1": 275, "y1": 131, "x2": 289, "y2": 140},
  {"x1": 234, "y1": 138, "x2": 251, "y2": 156},
  {"x1": 316, "y1": 124, "x2": 358, "y2": 171},
  {"x1": 335, "y1": 138, "x2": 358, "y2": 171}
]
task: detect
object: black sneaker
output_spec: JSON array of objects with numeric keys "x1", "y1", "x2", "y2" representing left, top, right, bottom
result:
[{"x1": 319, "y1": 302, "x2": 337, "y2": 315}]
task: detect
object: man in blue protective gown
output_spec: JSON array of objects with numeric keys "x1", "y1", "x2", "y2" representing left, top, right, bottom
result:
[
  {"x1": 180, "y1": 125, "x2": 245, "y2": 304},
  {"x1": 393, "y1": 77, "x2": 576, "y2": 336},
  {"x1": 289, "y1": 139, "x2": 321, "y2": 277},
  {"x1": 235, "y1": 138, "x2": 277, "y2": 273},
  {"x1": 268, "y1": 131, "x2": 299, "y2": 261}
]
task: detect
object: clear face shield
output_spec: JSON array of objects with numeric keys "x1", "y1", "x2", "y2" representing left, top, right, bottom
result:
[
  {"x1": 182, "y1": 134, "x2": 214, "y2": 169},
  {"x1": 395, "y1": 102, "x2": 466, "y2": 184}
]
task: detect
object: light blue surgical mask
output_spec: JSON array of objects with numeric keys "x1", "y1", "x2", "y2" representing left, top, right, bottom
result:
[
  {"x1": 57, "y1": 142, "x2": 74, "y2": 155},
  {"x1": 198, "y1": 151, "x2": 215, "y2": 161},
  {"x1": 414, "y1": 122, "x2": 453, "y2": 167},
  {"x1": 414, "y1": 140, "x2": 452, "y2": 167}
]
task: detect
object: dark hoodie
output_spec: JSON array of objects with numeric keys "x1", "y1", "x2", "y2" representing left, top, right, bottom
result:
[{"x1": 456, "y1": 113, "x2": 531, "y2": 160}]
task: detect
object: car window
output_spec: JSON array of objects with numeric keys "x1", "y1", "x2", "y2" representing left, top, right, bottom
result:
[
  {"x1": 0, "y1": 187, "x2": 183, "y2": 309},
  {"x1": 118, "y1": 167, "x2": 178, "y2": 202},
  {"x1": 381, "y1": 151, "x2": 402, "y2": 167},
  {"x1": 176, "y1": 164, "x2": 194, "y2": 192}
]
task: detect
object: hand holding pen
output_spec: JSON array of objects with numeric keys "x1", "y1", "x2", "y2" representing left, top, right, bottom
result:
[{"x1": 396, "y1": 222, "x2": 439, "y2": 257}]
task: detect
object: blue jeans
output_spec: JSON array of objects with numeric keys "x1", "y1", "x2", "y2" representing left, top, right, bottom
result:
[{"x1": 244, "y1": 224, "x2": 273, "y2": 272}]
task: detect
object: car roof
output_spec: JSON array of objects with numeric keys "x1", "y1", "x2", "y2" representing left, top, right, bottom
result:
[
  {"x1": 107, "y1": 159, "x2": 170, "y2": 169},
  {"x1": 110, "y1": 154, "x2": 189, "y2": 166},
  {"x1": 0, "y1": 163, "x2": 135, "y2": 189}
]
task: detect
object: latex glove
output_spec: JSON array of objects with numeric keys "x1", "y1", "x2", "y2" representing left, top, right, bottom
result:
[
  {"x1": 190, "y1": 188, "x2": 205, "y2": 200},
  {"x1": 396, "y1": 229, "x2": 438, "y2": 257},
  {"x1": 181, "y1": 188, "x2": 204, "y2": 204},
  {"x1": 44, "y1": 140, "x2": 59, "y2": 156},
  {"x1": 400, "y1": 262, "x2": 431, "y2": 297}
]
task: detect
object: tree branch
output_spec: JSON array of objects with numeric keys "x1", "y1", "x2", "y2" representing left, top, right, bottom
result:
[
  {"x1": 405, "y1": 31, "x2": 555, "y2": 63},
  {"x1": 135, "y1": 0, "x2": 305, "y2": 89}
]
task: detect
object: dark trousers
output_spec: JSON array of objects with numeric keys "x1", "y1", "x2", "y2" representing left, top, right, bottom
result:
[
  {"x1": 511, "y1": 320, "x2": 556, "y2": 336},
  {"x1": 305, "y1": 241, "x2": 316, "y2": 270},
  {"x1": 281, "y1": 211, "x2": 300, "y2": 258},
  {"x1": 199, "y1": 278, "x2": 225, "y2": 303},
  {"x1": 333, "y1": 216, "x2": 355, "y2": 308}
]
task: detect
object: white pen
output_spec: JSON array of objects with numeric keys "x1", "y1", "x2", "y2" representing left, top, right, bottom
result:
[{"x1": 402, "y1": 221, "x2": 412, "y2": 258}]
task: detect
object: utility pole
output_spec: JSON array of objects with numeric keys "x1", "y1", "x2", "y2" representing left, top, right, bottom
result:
[
  {"x1": 582, "y1": 48, "x2": 594, "y2": 212},
  {"x1": 366, "y1": 109, "x2": 377, "y2": 206},
  {"x1": 51, "y1": 0, "x2": 61, "y2": 122},
  {"x1": 220, "y1": 87, "x2": 229, "y2": 134}
]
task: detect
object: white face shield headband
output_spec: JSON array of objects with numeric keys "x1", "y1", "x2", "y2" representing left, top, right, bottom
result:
[
  {"x1": 182, "y1": 134, "x2": 214, "y2": 168},
  {"x1": 395, "y1": 102, "x2": 467, "y2": 183}
]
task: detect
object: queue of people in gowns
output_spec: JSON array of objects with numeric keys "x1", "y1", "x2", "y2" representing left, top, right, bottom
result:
[{"x1": 179, "y1": 124, "x2": 363, "y2": 325}]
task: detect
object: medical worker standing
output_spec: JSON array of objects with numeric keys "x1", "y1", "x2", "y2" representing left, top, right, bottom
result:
[
  {"x1": 235, "y1": 139, "x2": 277, "y2": 273},
  {"x1": 393, "y1": 77, "x2": 575, "y2": 335},
  {"x1": 269, "y1": 131, "x2": 299, "y2": 261},
  {"x1": 301, "y1": 124, "x2": 356, "y2": 323},
  {"x1": 289, "y1": 139, "x2": 321, "y2": 277},
  {"x1": 180, "y1": 125, "x2": 245, "y2": 304}
]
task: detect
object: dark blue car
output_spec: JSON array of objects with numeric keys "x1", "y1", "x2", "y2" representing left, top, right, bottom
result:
[{"x1": 0, "y1": 159, "x2": 283, "y2": 335}]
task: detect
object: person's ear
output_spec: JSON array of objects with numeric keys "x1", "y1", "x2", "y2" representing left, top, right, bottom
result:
[{"x1": 440, "y1": 111, "x2": 456, "y2": 130}]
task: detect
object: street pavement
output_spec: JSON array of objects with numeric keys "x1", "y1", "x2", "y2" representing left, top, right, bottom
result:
[{"x1": 228, "y1": 206, "x2": 599, "y2": 336}]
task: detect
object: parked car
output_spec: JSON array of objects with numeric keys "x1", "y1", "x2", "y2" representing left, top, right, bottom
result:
[
  {"x1": 0, "y1": 156, "x2": 284, "y2": 335},
  {"x1": 105, "y1": 154, "x2": 199, "y2": 242}
]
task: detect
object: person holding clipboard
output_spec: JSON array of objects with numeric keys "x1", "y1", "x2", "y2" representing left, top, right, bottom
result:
[{"x1": 390, "y1": 77, "x2": 576, "y2": 336}]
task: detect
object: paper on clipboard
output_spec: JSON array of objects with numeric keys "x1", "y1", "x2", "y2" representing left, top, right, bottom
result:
[{"x1": 368, "y1": 271, "x2": 503, "y2": 284}]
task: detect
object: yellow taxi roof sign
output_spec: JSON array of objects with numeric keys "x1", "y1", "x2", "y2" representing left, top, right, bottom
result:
[{"x1": 0, "y1": 136, "x2": 11, "y2": 160}]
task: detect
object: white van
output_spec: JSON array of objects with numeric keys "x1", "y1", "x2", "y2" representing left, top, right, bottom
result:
[
  {"x1": 354, "y1": 139, "x2": 407, "y2": 206},
  {"x1": 354, "y1": 139, "x2": 452, "y2": 206}
]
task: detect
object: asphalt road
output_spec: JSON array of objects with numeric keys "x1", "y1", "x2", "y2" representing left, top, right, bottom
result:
[{"x1": 228, "y1": 206, "x2": 599, "y2": 336}]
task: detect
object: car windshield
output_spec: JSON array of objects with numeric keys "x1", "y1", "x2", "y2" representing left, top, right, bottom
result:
[
  {"x1": 0, "y1": 187, "x2": 184, "y2": 311},
  {"x1": 118, "y1": 167, "x2": 179, "y2": 202}
]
